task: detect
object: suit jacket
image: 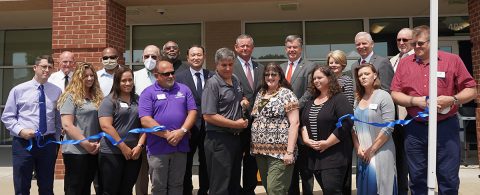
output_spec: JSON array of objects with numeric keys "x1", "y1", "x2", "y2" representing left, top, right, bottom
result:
[
  {"x1": 175, "y1": 68, "x2": 213, "y2": 129},
  {"x1": 233, "y1": 58, "x2": 264, "y2": 116},
  {"x1": 280, "y1": 58, "x2": 315, "y2": 99},
  {"x1": 351, "y1": 53, "x2": 394, "y2": 93}
]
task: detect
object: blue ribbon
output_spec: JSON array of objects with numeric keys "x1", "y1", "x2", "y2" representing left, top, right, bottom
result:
[
  {"x1": 336, "y1": 109, "x2": 430, "y2": 129},
  {"x1": 26, "y1": 126, "x2": 165, "y2": 151}
]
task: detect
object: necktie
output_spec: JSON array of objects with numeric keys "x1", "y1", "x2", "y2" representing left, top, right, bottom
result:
[
  {"x1": 361, "y1": 59, "x2": 367, "y2": 64},
  {"x1": 286, "y1": 62, "x2": 294, "y2": 83},
  {"x1": 194, "y1": 72, "x2": 203, "y2": 95},
  {"x1": 245, "y1": 62, "x2": 254, "y2": 89},
  {"x1": 39, "y1": 84, "x2": 47, "y2": 134},
  {"x1": 64, "y1": 75, "x2": 69, "y2": 89}
]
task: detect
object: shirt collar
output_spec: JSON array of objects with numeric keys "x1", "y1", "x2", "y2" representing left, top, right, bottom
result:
[
  {"x1": 288, "y1": 57, "x2": 302, "y2": 66},
  {"x1": 237, "y1": 56, "x2": 252, "y2": 67},
  {"x1": 189, "y1": 67, "x2": 203, "y2": 77},
  {"x1": 361, "y1": 52, "x2": 374, "y2": 63},
  {"x1": 98, "y1": 68, "x2": 113, "y2": 77}
]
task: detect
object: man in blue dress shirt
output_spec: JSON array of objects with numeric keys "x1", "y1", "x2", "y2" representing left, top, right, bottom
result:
[{"x1": 1, "y1": 55, "x2": 62, "y2": 195}]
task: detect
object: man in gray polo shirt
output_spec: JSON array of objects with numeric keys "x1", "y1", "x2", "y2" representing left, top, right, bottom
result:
[{"x1": 202, "y1": 48, "x2": 248, "y2": 195}]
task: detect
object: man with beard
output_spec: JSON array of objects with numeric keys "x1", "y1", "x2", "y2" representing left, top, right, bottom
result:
[{"x1": 162, "y1": 41, "x2": 189, "y2": 72}]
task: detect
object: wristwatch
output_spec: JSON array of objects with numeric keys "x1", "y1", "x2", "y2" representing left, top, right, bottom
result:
[
  {"x1": 181, "y1": 127, "x2": 188, "y2": 133},
  {"x1": 453, "y1": 95, "x2": 459, "y2": 105},
  {"x1": 137, "y1": 144, "x2": 145, "y2": 149}
]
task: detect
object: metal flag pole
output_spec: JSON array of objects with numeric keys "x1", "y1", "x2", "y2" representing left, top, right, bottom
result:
[{"x1": 428, "y1": 0, "x2": 439, "y2": 194}]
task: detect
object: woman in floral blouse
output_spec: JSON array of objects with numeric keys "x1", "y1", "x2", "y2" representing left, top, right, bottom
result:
[{"x1": 250, "y1": 63, "x2": 300, "y2": 195}]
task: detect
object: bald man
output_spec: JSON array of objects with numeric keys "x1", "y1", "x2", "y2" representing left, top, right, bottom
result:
[
  {"x1": 48, "y1": 51, "x2": 76, "y2": 92},
  {"x1": 97, "y1": 47, "x2": 120, "y2": 97}
]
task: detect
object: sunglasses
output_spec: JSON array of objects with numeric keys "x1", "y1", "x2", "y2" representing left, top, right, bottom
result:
[
  {"x1": 410, "y1": 40, "x2": 429, "y2": 47},
  {"x1": 396, "y1": 38, "x2": 410, "y2": 43},
  {"x1": 102, "y1": 56, "x2": 118, "y2": 60},
  {"x1": 264, "y1": 73, "x2": 279, "y2": 77},
  {"x1": 157, "y1": 71, "x2": 175, "y2": 77},
  {"x1": 143, "y1": 55, "x2": 158, "y2": 60}
]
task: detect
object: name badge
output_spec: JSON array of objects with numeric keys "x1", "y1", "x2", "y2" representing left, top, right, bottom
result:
[
  {"x1": 119, "y1": 102, "x2": 129, "y2": 108},
  {"x1": 437, "y1": 71, "x2": 446, "y2": 78},
  {"x1": 157, "y1": 94, "x2": 166, "y2": 100},
  {"x1": 369, "y1": 104, "x2": 378, "y2": 110}
]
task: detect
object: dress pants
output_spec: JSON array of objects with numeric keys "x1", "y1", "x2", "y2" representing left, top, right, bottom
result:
[
  {"x1": 405, "y1": 116, "x2": 460, "y2": 195},
  {"x1": 135, "y1": 148, "x2": 149, "y2": 195},
  {"x1": 314, "y1": 166, "x2": 348, "y2": 195},
  {"x1": 183, "y1": 125, "x2": 209, "y2": 195},
  {"x1": 63, "y1": 153, "x2": 98, "y2": 195},
  {"x1": 288, "y1": 144, "x2": 314, "y2": 195},
  {"x1": 393, "y1": 124, "x2": 409, "y2": 195},
  {"x1": 204, "y1": 131, "x2": 242, "y2": 195},
  {"x1": 99, "y1": 153, "x2": 142, "y2": 195},
  {"x1": 240, "y1": 128, "x2": 258, "y2": 195},
  {"x1": 12, "y1": 135, "x2": 57, "y2": 195}
]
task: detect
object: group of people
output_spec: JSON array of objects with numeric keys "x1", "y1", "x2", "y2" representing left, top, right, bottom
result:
[{"x1": 1, "y1": 24, "x2": 477, "y2": 195}]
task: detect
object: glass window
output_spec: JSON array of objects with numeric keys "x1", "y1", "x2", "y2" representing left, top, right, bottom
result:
[
  {"x1": 132, "y1": 24, "x2": 201, "y2": 64},
  {"x1": 369, "y1": 18, "x2": 409, "y2": 57},
  {"x1": 305, "y1": 20, "x2": 363, "y2": 60},
  {"x1": 245, "y1": 22, "x2": 302, "y2": 62},
  {"x1": 413, "y1": 16, "x2": 469, "y2": 36}
]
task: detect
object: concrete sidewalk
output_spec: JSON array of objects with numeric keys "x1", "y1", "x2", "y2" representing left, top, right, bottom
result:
[{"x1": 0, "y1": 166, "x2": 479, "y2": 195}]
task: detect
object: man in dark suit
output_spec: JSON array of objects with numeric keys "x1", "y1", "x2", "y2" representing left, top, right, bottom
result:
[
  {"x1": 232, "y1": 34, "x2": 264, "y2": 195},
  {"x1": 175, "y1": 45, "x2": 212, "y2": 195},
  {"x1": 280, "y1": 35, "x2": 315, "y2": 195},
  {"x1": 351, "y1": 32, "x2": 394, "y2": 92}
]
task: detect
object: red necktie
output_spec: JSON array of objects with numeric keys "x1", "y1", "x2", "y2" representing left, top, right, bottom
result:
[
  {"x1": 361, "y1": 59, "x2": 367, "y2": 64},
  {"x1": 245, "y1": 62, "x2": 254, "y2": 89},
  {"x1": 286, "y1": 62, "x2": 294, "y2": 83}
]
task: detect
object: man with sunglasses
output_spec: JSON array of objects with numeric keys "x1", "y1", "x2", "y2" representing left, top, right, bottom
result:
[
  {"x1": 97, "y1": 47, "x2": 120, "y2": 97},
  {"x1": 389, "y1": 27, "x2": 414, "y2": 195},
  {"x1": 352, "y1": 32, "x2": 394, "y2": 93},
  {"x1": 48, "y1": 51, "x2": 75, "y2": 92},
  {"x1": 2, "y1": 55, "x2": 62, "y2": 195},
  {"x1": 162, "y1": 41, "x2": 189, "y2": 72},
  {"x1": 139, "y1": 60, "x2": 197, "y2": 195},
  {"x1": 391, "y1": 25, "x2": 477, "y2": 195},
  {"x1": 133, "y1": 44, "x2": 161, "y2": 195}
]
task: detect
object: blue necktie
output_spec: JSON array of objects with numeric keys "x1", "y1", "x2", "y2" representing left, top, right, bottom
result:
[
  {"x1": 39, "y1": 84, "x2": 47, "y2": 134},
  {"x1": 194, "y1": 72, "x2": 203, "y2": 95}
]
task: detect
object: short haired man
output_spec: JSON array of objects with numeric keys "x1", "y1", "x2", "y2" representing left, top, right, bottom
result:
[
  {"x1": 133, "y1": 44, "x2": 161, "y2": 195},
  {"x1": 162, "y1": 41, "x2": 189, "y2": 72},
  {"x1": 97, "y1": 47, "x2": 120, "y2": 97},
  {"x1": 2, "y1": 55, "x2": 62, "y2": 195},
  {"x1": 175, "y1": 45, "x2": 213, "y2": 195},
  {"x1": 202, "y1": 48, "x2": 249, "y2": 195},
  {"x1": 280, "y1": 35, "x2": 315, "y2": 195},
  {"x1": 391, "y1": 25, "x2": 477, "y2": 195},
  {"x1": 389, "y1": 27, "x2": 414, "y2": 195},
  {"x1": 139, "y1": 60, "x2": 197, "y2": 194},
  {"x1": 232, "y1": 34, "x2": 264, "y2": 195},
  {"x1": 352, "y1": 32, "x2": 394, "y2": 92},
  {"x1": 48, "y1": 51, "x2": 75, "y2": 92}
]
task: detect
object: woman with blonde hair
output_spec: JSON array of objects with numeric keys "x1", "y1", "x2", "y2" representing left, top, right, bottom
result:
[
  {"x1": 57, "y1": 62, "x2": 104, "y2": 195},
  {"x1": 327, "y1": 50, "x2": 354, "y2": 106}
]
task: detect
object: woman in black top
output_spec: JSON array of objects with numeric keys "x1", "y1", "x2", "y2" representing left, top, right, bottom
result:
[{"x1": 300, "y1": 65, "x2": 353, "y2": 195}]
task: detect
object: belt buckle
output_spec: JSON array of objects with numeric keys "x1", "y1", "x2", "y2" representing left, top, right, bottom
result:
[{"x1": 233, "y1": 132, "x2": 240, "y2": 136}]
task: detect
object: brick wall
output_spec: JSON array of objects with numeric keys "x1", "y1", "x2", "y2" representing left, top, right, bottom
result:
[
  {"x1": 204, "y1": 20, "x2": 241, "y2": 69},
  {"x1": 52, "y1": 0, "x2": 125, "y2": 70},
  {"x1": 468, "y1": 0, "x2": 480, "y2": 165},
  {"x1": 51, "y1": 0, "x2": 126, "y2": 179}
]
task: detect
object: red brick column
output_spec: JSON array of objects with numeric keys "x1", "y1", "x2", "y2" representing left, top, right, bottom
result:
[
  {"x1": 468, "y1": 0, "x2": 480, "y2": 165},
  {"x1": 51, "y1": 0, "x2": 126, "y2": 179}
]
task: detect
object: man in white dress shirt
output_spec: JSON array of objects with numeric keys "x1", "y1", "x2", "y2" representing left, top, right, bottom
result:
[
  {"x1": 48, "y1": 51, "x2": 75, "y2": 92},
  {"x1": 97, "y1": 47, "x2": 119, "y2": 97}
]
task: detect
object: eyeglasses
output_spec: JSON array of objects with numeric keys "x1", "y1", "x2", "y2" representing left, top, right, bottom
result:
[
  {"x1": 396, "y1": 38, "x2": 410, "y2": 43},
  {"x1": 264, "y1": 73, "x2": 279, "y2": 77},
  {"x1": 37, "y1": 65, "x2": 53, "y2": 71},
  {"x1": 102, "y1": 56, "x2": 118, "y2": 60},
  {"x1": 410, "y1": 40, "x2": 430, "y2": 47},
  {"x1": 157, "y1": 71, "x2": 175, "y2": 77},
  {"x1": 143, "y1": 55, "x2": 158, "y2": 60},
  {"x1": 164, "y1": 46, "x2": 178, "y2": 50},
  {"x1": 61, "y1": 61, "x2": 74, "y2": 65}
]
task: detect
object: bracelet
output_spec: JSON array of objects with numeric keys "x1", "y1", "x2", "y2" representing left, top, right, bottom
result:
[{"x1": 137, "y1": 144, "x2": 145, "y2": 149}]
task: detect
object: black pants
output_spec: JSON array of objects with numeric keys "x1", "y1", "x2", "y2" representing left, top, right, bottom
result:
[
  {"x1": 288, "y1": 144, "x2": 314, "y2": 195},
  {"x1": 393, "y1": 124, "x2": 409, "y2": 195},
  {"x1": 183, "y1": 125, "x2": 209, "y2": 195},
  {"x1": 314, "y1": 166, "x2": 348, "y2": 195},
  {"x1": 63, "y1": 153, "x2": 98, "y2": 195},
  {"x1": 99, "y1": 153, "x2": 142, "y2": 195},
  {"x1": 240, "y1": 128, "x2": 258, "y2": 195},
  {"x1": 204, "y1": 131, "x2": 242, "y2": 195}
]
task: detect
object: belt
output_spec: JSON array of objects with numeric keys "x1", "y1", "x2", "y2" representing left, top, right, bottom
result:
[{"x1": 207, "y1": 130, "x2": 241, "y2": 136}]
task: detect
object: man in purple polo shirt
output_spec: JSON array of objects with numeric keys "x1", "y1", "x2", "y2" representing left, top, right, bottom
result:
[{"x1": 138, "y1": 60, "x2": 197, "y2": 195}]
